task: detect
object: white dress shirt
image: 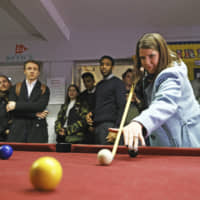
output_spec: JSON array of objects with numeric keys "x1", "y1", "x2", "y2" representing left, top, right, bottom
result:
[
  {"x1": 26, "y1": 79, "x2": 37, "y2": 98},
  {"x1": 64, "y1": 99, "x2": 76, "y2": 128}
]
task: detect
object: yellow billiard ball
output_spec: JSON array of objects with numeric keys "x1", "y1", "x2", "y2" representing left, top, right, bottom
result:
[{"x1": 30, "y1": 156, "x2": 63, "y2": 190}]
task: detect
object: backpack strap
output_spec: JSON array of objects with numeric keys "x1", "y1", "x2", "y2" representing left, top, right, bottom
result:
[
  {"x1": 40, "y1": 84, "x2": 46, "y2": 95},
  {"x1": 15, "y1": 82, "x2": 22, "y2": 96}
]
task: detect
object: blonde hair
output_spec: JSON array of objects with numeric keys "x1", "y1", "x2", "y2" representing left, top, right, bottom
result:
[{"x1": 135, "y1": 33, "x2": 179, "y2": 78}]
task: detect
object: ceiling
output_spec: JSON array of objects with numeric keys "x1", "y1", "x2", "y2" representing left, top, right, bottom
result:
[{"x1": 0, "y1": 0, "x2": 200, "y2": 42}]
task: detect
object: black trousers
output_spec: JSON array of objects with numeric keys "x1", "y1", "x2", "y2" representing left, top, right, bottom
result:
[{"x1": 94, "y1": 122, "x2": 124, "y2": 145}]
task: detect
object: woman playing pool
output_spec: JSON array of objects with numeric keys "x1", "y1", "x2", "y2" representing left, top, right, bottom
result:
[{"x1": 123, "y1": 33, "x2": 200, "y2": 150}]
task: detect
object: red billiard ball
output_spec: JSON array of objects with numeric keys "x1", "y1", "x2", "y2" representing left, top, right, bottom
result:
[{"x1": 0, "y1": 145, "x2": 13, "y2": 159}]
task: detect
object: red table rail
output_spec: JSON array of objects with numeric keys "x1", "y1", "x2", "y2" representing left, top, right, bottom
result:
[{"x1": 0, "y1": 142, "x2": 200, "y2": 156}]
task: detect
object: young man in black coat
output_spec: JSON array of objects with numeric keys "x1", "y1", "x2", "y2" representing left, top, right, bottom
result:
[{"x1": 6, "y1": 60, "x2": 50, "y2": 143}]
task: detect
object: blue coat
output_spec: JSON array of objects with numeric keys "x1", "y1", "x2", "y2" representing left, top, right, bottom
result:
[{"x1": 134, "y1": 62, "x2": 200, "y2": 147}]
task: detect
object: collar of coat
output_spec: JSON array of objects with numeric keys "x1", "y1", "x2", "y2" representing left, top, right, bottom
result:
[{"x1": 0, "y1": 90, "x2": 9, "y2": 101}]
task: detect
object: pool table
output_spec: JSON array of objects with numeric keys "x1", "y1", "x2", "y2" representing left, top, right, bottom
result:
[{"x1": 0, "y1": 142, "x2": 200, "y2": 200}]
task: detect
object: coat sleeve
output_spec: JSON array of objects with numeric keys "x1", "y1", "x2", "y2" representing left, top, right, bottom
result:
[
  {"x1": 0, "y1": 102, "x2": 9, "y2": 135},
  {"x1": 8, "y1": 85, "x2": 18, "y2": 101},
  {"x1": 133, "y1": 71, "x2": 181, "y2": 136},
  {"x1": 65, "y1": 102, "x2": 89, "y2": 136},
  {"x1": 55, "y1": 104, "x2": 66, "y2": 134},
  {"x1": 11, "y1": 112, "x2": 37, "y2": 119},
  {"x1": 14, "y1": 86, "x2": 50, "y2": 113}
]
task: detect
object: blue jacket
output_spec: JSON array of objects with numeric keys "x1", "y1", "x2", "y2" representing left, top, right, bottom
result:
[{"x1": 134, "y1": 62, "x2": 200, "y2": 147}]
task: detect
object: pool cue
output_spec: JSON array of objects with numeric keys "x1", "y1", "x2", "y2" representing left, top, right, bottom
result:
[{"x1": 111, "y1": 79, "x2": 139, "y2": 158}]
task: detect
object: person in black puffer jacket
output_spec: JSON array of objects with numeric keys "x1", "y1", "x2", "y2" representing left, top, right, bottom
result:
[{"x1": 0, "y1": 75, "x2": 12, "y2": 141}]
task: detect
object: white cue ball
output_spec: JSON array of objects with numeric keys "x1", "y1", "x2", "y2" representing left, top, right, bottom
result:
[{"x1": 97, "y1": 149, "x2": 113, "y2": 165}]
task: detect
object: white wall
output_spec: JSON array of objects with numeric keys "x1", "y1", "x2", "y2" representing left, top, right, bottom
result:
[
  {"x1": 43, "y1": 61, "x2": 73, "y2": 143},
  {"x1": 1, "y1": 27, "x2": 200, "y2": 62}
]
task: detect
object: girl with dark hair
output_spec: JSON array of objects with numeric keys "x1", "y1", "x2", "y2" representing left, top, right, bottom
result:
[{"x1": 55, "y1": 84, "x2": 89, "y2": 143}]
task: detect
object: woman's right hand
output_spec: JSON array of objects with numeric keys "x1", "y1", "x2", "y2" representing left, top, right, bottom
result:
[{"x1": 123, "y1": 121, "x2": 146, "y2": 151}]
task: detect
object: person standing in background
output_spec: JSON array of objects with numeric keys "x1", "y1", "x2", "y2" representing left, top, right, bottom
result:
[
  {"x1": 0, "y1": 75, "x2": 12, "y2": 141},
  {"x1": 80, "y1": 72, "x2": 96, "y2": 144},
  {"x1": 55, "y1": 84, "x2": 89, "y2": 144},
  {"x1": 122, "y1": 68, "x2": 141, "y2": 124},
  {"x1": 80, "y1": 72, "x2": 96, "y2": 112},
  {"x1": 122, "y1": 68, "x2": 134, "y2": 92},
  {"x1": 6, "y1": 60, "x2": 50, "y2": 143},
  {"x1": 190, "y1": 77, "x2": 200, "y2": 104},
  {"x1": 86, "y1": 55, "x2": 126, "y2": 145}
]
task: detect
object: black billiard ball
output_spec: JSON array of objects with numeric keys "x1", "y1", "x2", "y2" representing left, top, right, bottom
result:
[{"x1": 128, "y1": 149, "x2": 138, "y2": 157}]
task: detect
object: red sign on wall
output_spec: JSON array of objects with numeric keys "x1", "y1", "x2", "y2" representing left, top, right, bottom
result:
[{"x1": 15, "y1": 44, "x2": 28, "y2": 54}]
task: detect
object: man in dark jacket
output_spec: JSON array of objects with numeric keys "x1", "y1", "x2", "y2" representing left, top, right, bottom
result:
[
  {"x1": 0, "y1": 75, "x2": 12, "y2": 141},
  {"x1": 80, "y1": 72, "x2": 96, "y2": 144},
  {"x1": 6, "y1": 60, "x2": 50, "y2": 143},
  {"x1": 80, "y1": 72, "x2": 96, "y2": 112},
  {"x1": 86, "y1": 55, "x2": 126, "y2": 144}
]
